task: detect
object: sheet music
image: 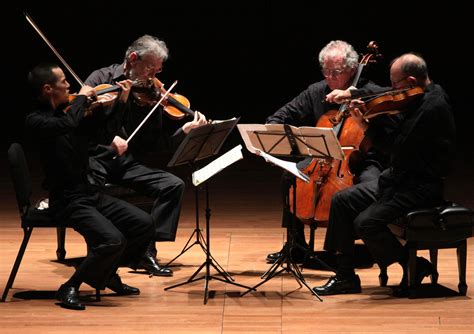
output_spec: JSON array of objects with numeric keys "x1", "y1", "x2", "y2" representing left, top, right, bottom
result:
[
  {"x1": 192, "y1": 145, "x2": 243, "y2": 186},
  {"x1": 237, "y1": 123, "x2": 344, "y2": 160},
  {"x1": 256, "y1": 150, "x2": 310, "y2": 183},
  {"x1": 237, "y1": 124, "x2": 267, "y2": 154},
  {"x1": 210, "y1": 117, "x2": 238, "y2": 124},
  {"x1": 168, "y1": 117, "x2": 240, "y2": 168}
]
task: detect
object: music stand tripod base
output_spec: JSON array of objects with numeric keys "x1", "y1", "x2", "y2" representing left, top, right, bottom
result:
[
  {"x1": 240, "y1": 179, "x2": 322, "y2": 301},
  {"x1": 165, "y1": 185, "x2": 226, "y2": 274},
  {"x1": 163, "y1": 118, "x2": 251, "y2": 304},
  {"x1": 164, "y1": 184, "x2": 254, "y2": 304},
  {"x1": 236, "y1": 124, "x2": 345, "y2": 301}
]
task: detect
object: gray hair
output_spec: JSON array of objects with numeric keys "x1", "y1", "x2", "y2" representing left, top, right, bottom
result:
[
  {"x1": 318, "y1": 40, "x2": 359, "y2": 69},
  {"x1": 125, "y1": 35, "x2": 169, "y2": 62}
]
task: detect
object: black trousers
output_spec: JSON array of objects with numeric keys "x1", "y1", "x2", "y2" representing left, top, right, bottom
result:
[
  {"x1": 324, "y1": 168, "x2": 444, "y2": 268},
  {"x1": 54, "y1": 192, "x2": 154, "y2": 289},
  {"x1": 90, "y1": 152, "x2": 185, "y2": 242},
  {"x1": 281, "y1": 164, "x2": 382, "y2": 249}
]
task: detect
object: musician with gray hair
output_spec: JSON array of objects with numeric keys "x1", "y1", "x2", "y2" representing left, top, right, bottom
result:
[
  {"x1": 264, "y1": 40, "x2": 385, "y2": 266},
  {"x1": 85, "y1": 35, "x2": 207, "y2": 277}
]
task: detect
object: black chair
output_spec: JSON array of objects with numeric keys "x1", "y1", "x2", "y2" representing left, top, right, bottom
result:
[
  {"x1": 379, "y1": 203, "x2": 474, "y2": 297},
  {"x1": 1, "y1": 143, "x2": 99, "y2": 302}
]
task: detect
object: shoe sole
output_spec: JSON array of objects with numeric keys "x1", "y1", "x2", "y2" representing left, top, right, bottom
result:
[
  {"x1": 313, "y1": 287, "x2": 362, "y2": 296},
  {"x1": 113, "y1": 291, "x2": 141, "y2": 296},
  {"x1": 266, "y1": 257, "x2": 304, "y2": 264},
  {"x1": 152, "y1": 273, "x2": 173, "y2": 277},
  {"x1": 57, "y1": 301, "x2": 86, "y2": 310},
  {"x1": 131, "y1": 268, "x2": 173, "y2": 277}
]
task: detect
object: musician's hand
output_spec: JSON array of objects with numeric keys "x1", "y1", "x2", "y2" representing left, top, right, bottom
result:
[
  {"x1": 348, "y1": 98, "x2": 366, "y2": 110},
  {"x1": 182, "y1": 111, "x2": 208, "y2": 134},
  {"x1": 349, "y1": 102, "x2": 369, "y2": 131},
  {"x1": 78, "y1": 85, "x2": 97, "y2": 100},
  {"x1": 110, "y1": 136, "x2": 128, "y2": 156},
  {"x1": 116, "y1": 79, "x2": 134, "y2": 103},
  {"x1": 326, "y1": 86, "x2": 354, "y2": 104}
]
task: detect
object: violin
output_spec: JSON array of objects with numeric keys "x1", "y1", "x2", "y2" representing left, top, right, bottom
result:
[
  {"x1": 68, "y1": 84, "x2": 122, "y2": 110},
  {"x1": 25, "y1": 10, "x2": 196, "y2": 142},
  {"x1": 25, "y1": 12, "x2": 124, "y2": 112},
  {"x1": 131, "y1": 78, "x2": 195, "y2": 120},
  {"x1": 359, "y1": 86, "x2": 424, "y2": 120}
]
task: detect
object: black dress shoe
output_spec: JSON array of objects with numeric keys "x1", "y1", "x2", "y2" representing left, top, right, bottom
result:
[
  {"x1": 133, "y1": 254, "x2": 173, "y2": 277},
  {"x1": 266, "y1": 252, "x2": 282, "y2": 263},
  {"x1": 393, "y1": 257, "x2": 437, "y2": 297},
  {"x1": 312, "y1": 275, "x2": 361, "y2": 296},
  {"x1": 56, "y1": 284, "x2": 85, "y2": 310},
  {"x1": 266, "y1": 249, "x2": 306, "y2": 264},
  {"x1": 106, "y1": 274, "x2": 140, "y2": 295}
]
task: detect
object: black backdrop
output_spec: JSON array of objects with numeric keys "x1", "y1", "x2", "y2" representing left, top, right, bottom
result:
[{"x1": 2, "y1": 1, "x2": 473, "y2": 160}]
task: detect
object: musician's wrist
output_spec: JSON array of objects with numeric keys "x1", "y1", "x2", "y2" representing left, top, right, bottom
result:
[
  {"x1": 349, "y1": 87, "x2": 362, "y2": 98},
  {"x1": 182, "y1": 123, "x2": 191, "y2": 134}
]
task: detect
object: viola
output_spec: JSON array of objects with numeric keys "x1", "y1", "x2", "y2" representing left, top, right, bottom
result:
[
  {"x1": 360, "y1": 86, "x2": 424, "y2": 120},
  {"x1": 131, "y1": 78, "x2": 195, "y2": 120}
]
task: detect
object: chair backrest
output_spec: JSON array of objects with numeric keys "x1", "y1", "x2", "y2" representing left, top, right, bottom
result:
[{"x1": 7, "y1": 143, "x2": 32, "y2": 215}]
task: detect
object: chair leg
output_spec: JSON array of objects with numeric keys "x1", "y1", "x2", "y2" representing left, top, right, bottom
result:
[
  {"x1": 1, "y1": 227, "x2": 33, "y2": 302},
  {"x1": 95, "y1": 289, "x2": 101, "y2": 301},
  {"x1": 407, "y1": 248, "x2": 417, "y2": 299},
  {"x1": 429, "y1": 248, "x2": 439, "y2": 284},
  {"x1": 56, "y1": 227, "x2": 66, "y2": 261},
  {"x1": 379, "y1": 265, "x2": 388, "y2": 287},
  {"x1": 304, "y1": 222, "x2": 317, "y2": 262},
  {"x1": 457, "y1": 240, "x2": 468, "y2": 296}
]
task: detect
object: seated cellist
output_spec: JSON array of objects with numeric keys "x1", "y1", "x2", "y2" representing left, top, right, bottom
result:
[{"x1": 264, "y1": 40, "x2": 387, "y2": 265}]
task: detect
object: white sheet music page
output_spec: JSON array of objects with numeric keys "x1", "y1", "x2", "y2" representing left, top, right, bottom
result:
[
  {"x1": 192, "y1": 145, "x2": 243, "y2": 186},
  {"x1": 256, "y1": 150, "x2": 310, "y2": 183}
]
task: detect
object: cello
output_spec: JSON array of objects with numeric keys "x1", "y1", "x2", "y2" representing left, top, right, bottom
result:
[{"x1": 290, "y1": 41, "x2": 380, "y2": 225}]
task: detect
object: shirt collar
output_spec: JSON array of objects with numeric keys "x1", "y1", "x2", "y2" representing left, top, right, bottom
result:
[{"x1": 112, "y1": 62, "x2": 126, "y2": 81}]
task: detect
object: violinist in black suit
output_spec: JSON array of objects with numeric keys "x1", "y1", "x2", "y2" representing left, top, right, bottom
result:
[{"x1": 26, "y1": 63, "x2": 154, "y2": 310}]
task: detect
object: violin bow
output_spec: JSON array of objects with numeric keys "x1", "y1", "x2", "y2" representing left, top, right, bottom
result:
[
  {"x1": 24, "y1": 11, "x2": 84, "y2": 87},
  {"x1": 25, "y1": 11, "x2": 177, "y2": 148},
  {"x1": 126, "y1": 80, "x2": 178, "y2": 144}
]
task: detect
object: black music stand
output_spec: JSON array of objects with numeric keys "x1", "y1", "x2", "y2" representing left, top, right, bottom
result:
[
  {"x1": 165, "y1": 118, "x2": 240, "y2": 269},
  {"x1": 239, "y1": 124, "x2": 344, "y2": 300},
  {"x1": 164, "y1": 117, "x2": 252, "y2": 304}
]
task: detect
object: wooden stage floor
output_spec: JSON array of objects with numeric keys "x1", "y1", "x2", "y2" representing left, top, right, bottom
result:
[{"x1": 0, "y1": 152, "x2": 473, "y2": 333}]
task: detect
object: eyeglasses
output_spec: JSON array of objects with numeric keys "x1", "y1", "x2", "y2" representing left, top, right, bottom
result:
[
  {"x1": 135, "y1": 55, "x2": 163, "y2": 74},
  {"x1": 391, "y1": 77, "x2": 407, "y2": 87},
  {"x1": 322, "y1": 68, "x2": 346, "y2": 77},
  {"x1": 143, "y1": 62, "x2": 163, "y2": 74}
]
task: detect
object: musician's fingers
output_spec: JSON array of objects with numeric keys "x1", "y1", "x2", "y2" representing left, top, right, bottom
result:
[
  {"x1": 197, "y1": 111, "x2": 207, "y2": 123},
  {"x1": 349, "y1": 107, "x2": 361, "y2": 117}
]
